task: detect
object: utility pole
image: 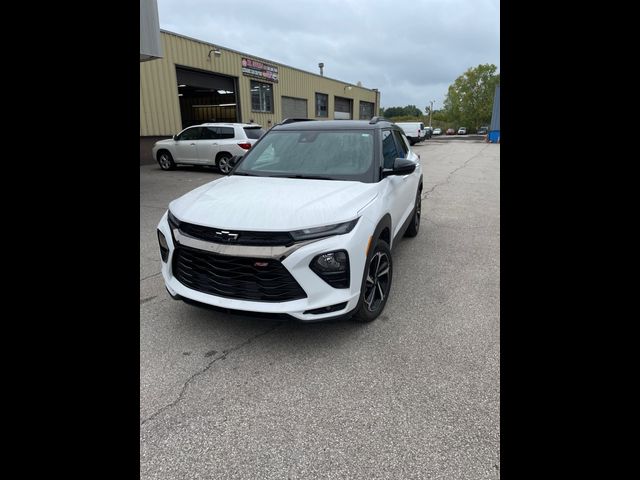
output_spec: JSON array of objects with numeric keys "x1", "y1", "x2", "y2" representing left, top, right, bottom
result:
[{"x1": 429, "y1": 100, "x2": 434, "y2": 128}]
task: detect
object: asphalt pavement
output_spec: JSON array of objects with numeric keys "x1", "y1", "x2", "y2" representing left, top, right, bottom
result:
[{"x1": 140, "y1": 138, "x2": 500, "y2": 479}]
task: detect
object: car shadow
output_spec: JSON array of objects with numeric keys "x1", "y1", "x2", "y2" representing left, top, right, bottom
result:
[{"x1": 172, "y1": 298, "x2": 370, "y2": 354}]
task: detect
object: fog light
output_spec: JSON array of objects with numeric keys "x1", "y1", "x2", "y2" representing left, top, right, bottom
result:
[
  {"x1": 310, "y1": 250, "x2": 350, "y2": 288},
  {"x1": 316, "y1": 251, "x2": 347, "y2": 271},
  {"x1": 158, "y1": 230, "x2": 169, "y2": 262}
]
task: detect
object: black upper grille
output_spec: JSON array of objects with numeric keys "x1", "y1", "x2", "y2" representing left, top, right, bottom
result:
[
  {"x1": 172, "y1": 246, "x2": 307, "y2": 302},
  {"x1": 176, "y1": 220, "x2": 294, "y2": 246}
]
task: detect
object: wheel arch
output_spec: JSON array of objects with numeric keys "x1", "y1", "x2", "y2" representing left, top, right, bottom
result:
[
  {"x1": 156, "y1": 148, "x2": 172, "y2": 160},
  {"x1": 215, "y1": 150, "x2": 233, "y2": 161},
  {"x1": 371, "y1": 213, "x2": 392, "y2": 251}
]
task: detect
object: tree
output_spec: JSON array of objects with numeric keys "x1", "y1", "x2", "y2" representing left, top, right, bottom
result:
[
  {"x1": 380, "y1": 105, "x2": 424, "y2": 119},
  {"x1": 443, "y1": 64, "x2": 500, "y2": 130}
]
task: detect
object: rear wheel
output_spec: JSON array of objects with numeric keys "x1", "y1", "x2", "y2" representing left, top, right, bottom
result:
[
  {"x1": 404, "y1": 191, "x2": 421, "y2": 237},
  {"x1": 157, "y1": 151, "x2": 176, "y2": 170},
  {"x1": 216, "y1": 153, "x2": 233, "y2": 175},
  {"x1": 352, "y1": 239, "x2": 393, "y2": 323}
]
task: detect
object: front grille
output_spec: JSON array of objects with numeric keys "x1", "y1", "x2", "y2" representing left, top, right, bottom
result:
[
  {"x1": 172, "y1": 246, "x2": 307, "y2": 302},
  {"x1": 177, "y1": 221, "x2": 294, "y2": 246}
]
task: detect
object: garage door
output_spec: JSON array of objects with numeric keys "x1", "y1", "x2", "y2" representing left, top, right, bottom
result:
[
  {"x1": 176, "y1": 67, "x2": 238, "y2": 126},
  {"x1": 281, "y1": 96, "x2": 308, "y2": 119},
  {"x1": 334, "y1": 96, "x2": 352, "y2": 119}
]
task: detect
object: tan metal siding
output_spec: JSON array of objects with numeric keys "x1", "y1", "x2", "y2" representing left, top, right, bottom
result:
[{"x1": 141, "y1": 31, "x2": 380, "y2": 136}]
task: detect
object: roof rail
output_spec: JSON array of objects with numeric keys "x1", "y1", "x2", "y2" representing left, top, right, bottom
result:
[
  {"x1": 277, "y1": 118, "x2": 316, "y2": 126},
  {"x1": 369, "y1": 116, "x2": 392, "y2": 124}
]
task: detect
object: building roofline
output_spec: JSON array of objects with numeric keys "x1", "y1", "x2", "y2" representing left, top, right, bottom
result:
[{"x1": 160, "y1": 29, "x2": 377, "y2": 93}]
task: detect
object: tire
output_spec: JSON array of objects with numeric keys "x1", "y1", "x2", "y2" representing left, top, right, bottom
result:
[
  {"x1": 157, "y1": 151, "x2": 176, "y2": 170},
  {"x1": 216, "y1": 153, "x2": 233, "y2": 175},
  {"x1": 352, "y1": 239, "x2": 393, "y2": 323},
  {"x1": 404, "y1": 191, "x2": 422, "y2": 238}
]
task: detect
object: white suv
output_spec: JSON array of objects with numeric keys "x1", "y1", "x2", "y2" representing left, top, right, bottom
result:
[
  {"x1": 153, "y1": 123, "x2": 266, "y2": 174},
  {"x1": 157, "y1": 118, "x2": 423, "y2": 322}
]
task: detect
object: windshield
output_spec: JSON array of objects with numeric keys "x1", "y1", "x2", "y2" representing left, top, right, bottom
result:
[{"x1": 234, "y1": 130, "x2": 375, "y2": 182}]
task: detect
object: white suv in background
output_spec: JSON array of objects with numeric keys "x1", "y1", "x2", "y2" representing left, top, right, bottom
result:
[{"x1": 153, "y1": 123, "x2": 266, "y2": 174}]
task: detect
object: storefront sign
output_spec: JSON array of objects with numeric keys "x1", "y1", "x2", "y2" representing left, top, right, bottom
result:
[{"x1": 241, "y1": 58, "x2": 279, "y2": 83}]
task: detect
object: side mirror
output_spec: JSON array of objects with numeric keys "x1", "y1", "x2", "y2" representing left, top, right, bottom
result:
[
  {"x1": 383, "y1": 158, "x2": 417, "y2": 177},
  {"x1": 173, "y1": 134, "x2": 178, "y2": 141},
  {"x1": 229, "y1": 154, "x2": 244, "y2": 168}
]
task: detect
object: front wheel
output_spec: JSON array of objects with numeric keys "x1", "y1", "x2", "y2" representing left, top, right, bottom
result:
[
  {"x1": 352, "y1": 239, "x2": 393, "y2": 323},
  {"x1": 157, "y1": 151, "x2": 176, "y2": 170},
  {"x1": 216, "y1": 153, "x2": 233, "y2": 175}
]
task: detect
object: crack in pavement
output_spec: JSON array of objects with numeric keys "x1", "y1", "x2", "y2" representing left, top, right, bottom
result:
[
  {"x1": 422, "y1": 144, "x2": 490, "y2": 200},
  {"x1": 140, "y1": 322, "x2": 284, "y2": 427},
  {"x1": 140, "y1": 271, "x2": 162, "y2": 282}
]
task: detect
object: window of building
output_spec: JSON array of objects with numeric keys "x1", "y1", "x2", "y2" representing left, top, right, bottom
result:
[
  {"x1": 315, "y1": 93, "x2": 328, "y2": 117},
  {"x1": 251, "y1": 80, "x2": 273, "y2": 113},
  {"x1": 359, "y1": 101, "x2": 374, "y2": 120}
]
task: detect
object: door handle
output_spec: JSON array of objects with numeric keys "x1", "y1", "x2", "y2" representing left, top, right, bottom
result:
[{"x1": 190, "y1": 143, "x2": 196, "y2": 146}]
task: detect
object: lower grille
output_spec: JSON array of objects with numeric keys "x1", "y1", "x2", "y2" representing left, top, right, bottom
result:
[{"x1": 172, "y1": 246, "x2": 307, "y2": 302}]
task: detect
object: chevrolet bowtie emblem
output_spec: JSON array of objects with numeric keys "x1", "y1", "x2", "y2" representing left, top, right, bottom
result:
[{"x1": 214, "y1": 230, "x2": 239, "y2": 242}]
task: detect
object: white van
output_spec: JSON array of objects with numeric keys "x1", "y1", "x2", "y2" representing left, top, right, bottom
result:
[{"x1": 395, "y1": 122, "x2": 425, "y2": 145}]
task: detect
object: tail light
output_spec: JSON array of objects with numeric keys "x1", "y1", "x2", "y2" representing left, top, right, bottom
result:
[{"x1": 237, "y1": 142, "x2": 252, "y2": 150}]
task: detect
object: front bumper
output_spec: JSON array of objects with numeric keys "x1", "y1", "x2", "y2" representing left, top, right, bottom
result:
[{"x1": 157, "y1": 213, "x2": 372, "y2": 321}]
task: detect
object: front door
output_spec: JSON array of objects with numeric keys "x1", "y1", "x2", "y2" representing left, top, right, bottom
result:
[{"x1": 174, "y1": 127, "x2": 202, "y2": 164}]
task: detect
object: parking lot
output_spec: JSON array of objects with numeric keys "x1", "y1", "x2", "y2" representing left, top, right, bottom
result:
[{"x1": 140, "y1": 139, "x2": 500, "y2": 479}]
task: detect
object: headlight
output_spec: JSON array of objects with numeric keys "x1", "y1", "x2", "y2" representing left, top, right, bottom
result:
[
  {"x1": 310, "y1": 250, "x2": 350, "y2": 288},
  {"x1": 167, "y1": 210, "x2": 180, "y2": 228},
  {"x1": 291, "y1": 218, "x2": 359, "y2": 241},
  {"x1": 157, "y1": 230, "x2": 169, "y2": 262}
]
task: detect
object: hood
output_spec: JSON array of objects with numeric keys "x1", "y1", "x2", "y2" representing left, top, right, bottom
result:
[
  {"x1": 154, "y1": 138, "x2": 174, "y2": 146},
  {"x1": 169, "y1": 176, "x2": 379, "y2": 230}
]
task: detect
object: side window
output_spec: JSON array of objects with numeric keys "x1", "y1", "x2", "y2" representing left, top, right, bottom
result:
[
  {"x1": 201, "y1": 127, "x2": 217, "y2": 140},
  {"x1": 218, "y1": 127, "x2": 235, "y2": 139},
  {"x1": 392, "y1": 130, "x2": 409, "y2": 157},
  {"x1": 382, "y1": 130, "x2": 400, "y2": 169},
  {"x1": 178, "y1": 127, "x2": 201, "y2": 141}
]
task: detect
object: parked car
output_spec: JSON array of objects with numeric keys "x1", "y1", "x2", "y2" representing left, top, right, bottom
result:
[
  {"x1": 396, "y1": 122, "x2": 426, "y2": 145},
  {"x1": 157, "y1": 117, "x2": 423, "y2": 323},
  {"x1": 423, "y1": 127, "x2": 433, "y2": 139},
  {"x1": 457, "y1": 127, "x2": 467, "y2": 135},
  {"x1": 432, "y1": 127, "x2": 442, "y2": 136},
  {"x1": 153, "y1": 123, "x2": 266, "y2": 174},
  {"x1": 446, "y1": 128, "x2": 456, "y2": 135},
  {"x1": 477, "y1": 126, "x2": 488, "y2": 135}
]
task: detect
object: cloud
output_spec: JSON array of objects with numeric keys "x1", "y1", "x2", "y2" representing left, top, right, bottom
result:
[{"x1": 156, "y1": 0, "x2": 499, "y2": 108}]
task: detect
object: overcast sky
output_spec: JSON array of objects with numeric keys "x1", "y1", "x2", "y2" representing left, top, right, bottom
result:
[{"x1": 156, "y1": 0, "x2": 499, "y2": 111}]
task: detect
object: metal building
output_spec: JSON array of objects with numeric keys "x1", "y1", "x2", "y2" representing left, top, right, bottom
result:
[{"x1": 140, "y1": 30, "x2": 381, "y2": 163}]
